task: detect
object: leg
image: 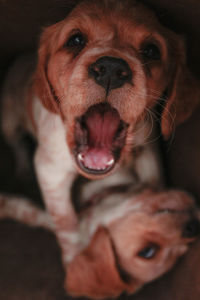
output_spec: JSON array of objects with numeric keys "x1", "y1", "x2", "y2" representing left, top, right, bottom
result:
[
  {"x1": 0, "y1": 194, "x2": 53, "y2": 230},
  {"x1": 34, "y1": 146, "x2": 81, "y2": 263}
]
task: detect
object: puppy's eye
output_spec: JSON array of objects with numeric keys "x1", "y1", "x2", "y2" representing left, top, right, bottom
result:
[
  {"x1": 141, "y1": 43, "x2": 161, "y2": 61},
  {"x1": 137, "y1": 243, "x2": 159, "y2": 259},
  {"x1": 66, "y1": 32, "x2": 86, "y2": 50}
]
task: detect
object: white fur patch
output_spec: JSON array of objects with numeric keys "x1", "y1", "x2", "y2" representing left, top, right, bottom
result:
[
  {"x1": 79, "y1": 194, "x2": 142, "y2": 247},
  {"x1": 33, "y1": 97, "x2": 77, "y2": 217}
]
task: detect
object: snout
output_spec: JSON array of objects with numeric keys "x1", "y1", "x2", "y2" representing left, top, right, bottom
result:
[
  {"x1": 88, "y1": 56, "x2": 132, "y2": 91},
  {"x1": 68, "y1": 56, "x2": 138, "y2": 178},
  {"x1": 183, "y1": 219, "x2": 200, "y2": 239}
]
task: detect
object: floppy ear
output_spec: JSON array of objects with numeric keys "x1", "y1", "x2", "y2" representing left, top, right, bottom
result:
[
  {"x1": 33, "y1": 21, "x2": 65, "y2": 113},
  {"x1": 161, "y1": 38, "x2": 200, "y2": 139},
  {"x1": 66, "y1": 227, "x2": 135, "y2": 299}
]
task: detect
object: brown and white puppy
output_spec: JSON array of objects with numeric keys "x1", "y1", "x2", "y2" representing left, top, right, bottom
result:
[
  {"x1": 66, "y1": 187, "x2": 200, "y2": 299},
  {"x1": 1, "y1": 0, "x2": 200, "y2": 261},
  {"x1": 0, "y1": 186, "x2": 199, "y2": 299}
]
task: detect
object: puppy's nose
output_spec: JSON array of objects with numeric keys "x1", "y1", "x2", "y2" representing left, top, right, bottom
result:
[
  {"x1": 88, "y1": 56, "x2": 132, "y2": 91},
  {"x1": 183, "y1": 219, "x2": 200, "y2": 238}
]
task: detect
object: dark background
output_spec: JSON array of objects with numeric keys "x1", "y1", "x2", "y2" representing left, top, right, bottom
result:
[{"x1": 0, "y1": 0, "x2": 200, "y2": 299}]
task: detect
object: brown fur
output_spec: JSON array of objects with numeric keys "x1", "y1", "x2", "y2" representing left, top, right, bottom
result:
[
  {"x1": 67, "y1": 227, "x2": 136, "y2": 299},
  {"x1": 34, "y1": 0, "x2": 199, "y2": 146},
  {"x1": 66, "y1": 189, "x2": 200, "y2": 299},
  {"x1": 1, "y1": 1, "x2": 200, "y2": 296}
]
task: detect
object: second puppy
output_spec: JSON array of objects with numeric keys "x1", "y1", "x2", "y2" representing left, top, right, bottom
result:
[
  {"x1": 0, "y1": 183, "x2": 199, "y2": 299},
  {"x1": 66, "y1": 184, "x2": 200, "y2": 299}
]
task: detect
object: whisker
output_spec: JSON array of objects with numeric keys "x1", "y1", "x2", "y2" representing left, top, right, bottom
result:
[{"x1": 143, "y1": 110, "x2": 162, "y2": 145}]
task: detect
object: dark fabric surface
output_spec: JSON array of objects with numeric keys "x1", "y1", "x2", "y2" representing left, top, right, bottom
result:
[
  {"x1": 0, "y1": 0, "x2": 200, "y2": 299},
  {"x1": 167, "y1": 106, "x2": 200, "y2": 202},
  {"x1": 0, "y1": 0, "x2": 78, "y2": 65}
]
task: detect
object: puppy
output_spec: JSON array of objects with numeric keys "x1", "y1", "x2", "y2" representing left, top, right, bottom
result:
[
  {"x1": 0, "y1": 187, "x2": 199, "y2": 299},
  {"x1": 1, "y1": 0, "x2": 200, "y2": 262},
  {"x1": 66, "y1": 188, "x2": 200, "y2": 299}
]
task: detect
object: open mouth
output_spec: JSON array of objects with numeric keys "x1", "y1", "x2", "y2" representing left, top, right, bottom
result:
[{"x1": 75, "y1": 103, "x2": 128, "y2": 175}]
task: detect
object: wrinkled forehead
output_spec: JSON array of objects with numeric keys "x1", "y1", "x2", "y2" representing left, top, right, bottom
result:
[
  {"x1": 62, "y1": 0, "x2": 168, "y2": 45},
  {"x1": 127, "y1": 190, "x2": 196, "y2": 214},
  {"x1": 110, "y1": 212, "x2": 183, "y2": 251},
  {"x1": 125, "y1": 212, "x2": 187, "y2": 240}
]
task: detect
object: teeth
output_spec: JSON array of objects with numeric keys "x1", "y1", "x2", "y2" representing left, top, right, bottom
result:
[
  {"x1": 106, "y1": 158, "x2": 114, "y2": 166},
  {"x1": 77, "y1": 153, "x2": 114, "y2": 172},
  {"x1": 78, "y1": 153, "x2": 84, "y2": 161},
  {"x1": 96, "y1": 166, "x2": 106, "y2": 171},
  {"x1": 85, "y1": 165, "x2": 107, "y2": 171}
]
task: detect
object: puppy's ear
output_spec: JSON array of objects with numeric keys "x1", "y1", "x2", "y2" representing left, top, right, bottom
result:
[
  {"x1": 66, "y1": 227, "x2": 135, "y2": 299},
  {"x1": 161, "y1": 37, "x2": 200, "y2": 139},
  {"x1": 33, "y1": 22, "x2": 64, "y2": 113}
]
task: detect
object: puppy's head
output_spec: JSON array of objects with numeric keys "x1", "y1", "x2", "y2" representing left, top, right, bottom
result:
[
  {"x1": 34, "y1": 0, "x2": 199, "y2": 178},
  {"x1": 66, "y1": 190, "x2": 200, "y2": 299},
  {"x1": 108, "y1": 189, "x2": 200, "y2": 285}
]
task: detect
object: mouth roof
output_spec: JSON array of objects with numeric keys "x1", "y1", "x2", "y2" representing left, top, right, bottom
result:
[{"x1": 75, "y1": 103, "x2": 128, "y2": 175}]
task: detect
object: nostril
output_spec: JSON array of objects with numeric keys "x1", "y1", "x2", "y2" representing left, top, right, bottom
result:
[
  {"x1": 116, "y1": 69, "x2": 129, "y2": 80},
  {"x1": 89, "y1": 64, "x2": 107, "y2": 80},
  {"x1": 183, "y1": 219, "x2": 200, "y2": 238}
]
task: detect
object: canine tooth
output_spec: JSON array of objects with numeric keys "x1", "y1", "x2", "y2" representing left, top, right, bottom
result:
[
  {"x1": 107, "y1": 158, "x2": 114, "y2": 166},
  {"x1": 78, "y1": 153, "x2": 84, "y2": 161}
]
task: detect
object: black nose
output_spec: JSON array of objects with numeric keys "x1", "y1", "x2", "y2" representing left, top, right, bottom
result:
[
  {"x1": 183, "y1": 219, "x2": 200, "y2": 238},
  {"x1": 88, "y1": 56, "x2": 132, "y2": 91}
]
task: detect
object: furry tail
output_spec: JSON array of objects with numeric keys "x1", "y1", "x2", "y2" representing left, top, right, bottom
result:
[{"x1": 0, "y1": 194, "x2": 53, "y2": 230}]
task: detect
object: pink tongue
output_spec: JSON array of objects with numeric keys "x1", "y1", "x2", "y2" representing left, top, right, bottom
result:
[
  {"x1": 79, "y1": 149, "x2": 114, "y2": 170},
  {"x1": 86, "y1": 109, "x2": 120, "y2": 148},
  {"x1": 80, "y1": 108, "x2": 120, "y2": 170}
]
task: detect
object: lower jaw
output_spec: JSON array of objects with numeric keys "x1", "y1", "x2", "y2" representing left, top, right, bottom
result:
[
  {"x1": 78, "y1": 163, "x2": 115, "y2": 176},
  {"x1": 75, "y1": 153, "x2": 117, "y2": 178}
]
